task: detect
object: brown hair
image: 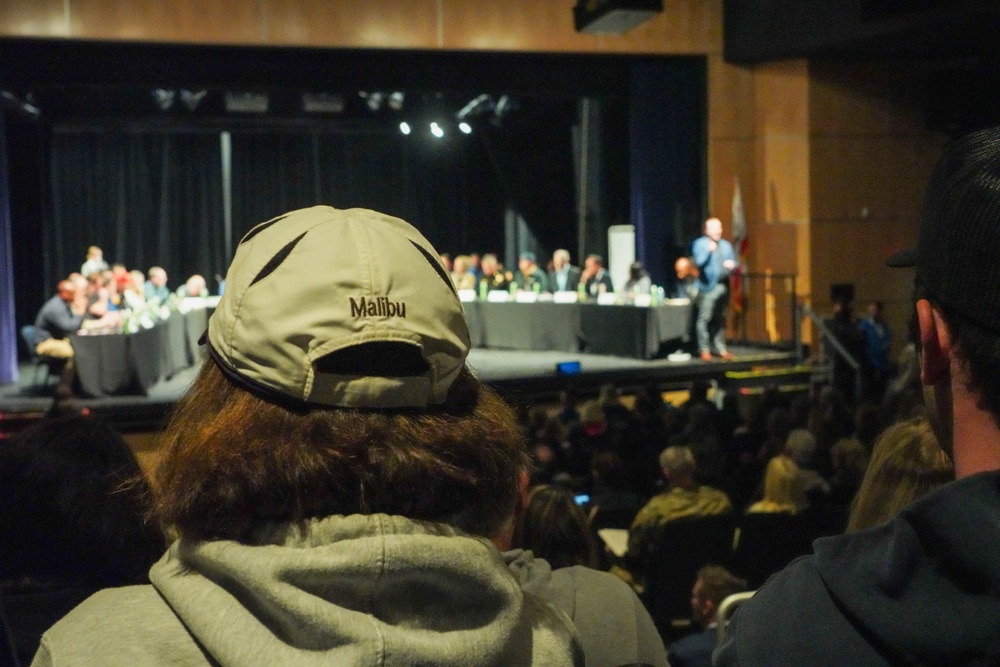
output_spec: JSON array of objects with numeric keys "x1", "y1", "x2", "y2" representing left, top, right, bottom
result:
[
  {"x1": 695, "y1": 565, "x2": 748, "y2": 609},
  {"x1": 514, "y1": 484, "x2": 597, "y2": 569},
  {"x1": 847, "y1": 417, "x2": 953, "y2": 532},
  {"x1": 152, "y1": 360, "x2": 529, "y2": 542}
]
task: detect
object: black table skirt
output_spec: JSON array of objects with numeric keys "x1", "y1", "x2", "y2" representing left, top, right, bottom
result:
[
  {"x1": 464, "y1": 301, "x2": 690, "y2": 359},
  {"x1": 71, "y1": 308, "x2": 212, "y2": 397}
]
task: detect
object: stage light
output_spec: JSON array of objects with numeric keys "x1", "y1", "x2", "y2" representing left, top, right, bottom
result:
[
  {"x1": 179, "y1": 89, "x2": 207, "y2": 111},
  {"x1": 458, "y1": 122, "x2": 472, "y2": 134},
  {"x1": 456, "y1": 93, "x2": 492, "y2": 120},
  {"x1": 224, "y1": 91, "x2": 269, "y2": 113},
  {"x1": 399, "y1": 121, "x2": 411, "y2": 135},
  {"x1": 360, "y1": 91, "x2": 384, "y2": 112},
  {"x1": 152, "y1": 89, "x2": 176, "y2": 111},
  {"x1": 430, "y1": 122, "x2": 444, "y2": 138},
  {"x1": 303, "y1": 92, "x2": 345, "y2": 113}
]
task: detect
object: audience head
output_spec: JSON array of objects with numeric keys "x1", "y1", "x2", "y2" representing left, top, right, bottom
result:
[
  {"x1": 452, "y1": 255, "x2": 470, "y2": 275},
  {"x1": 85, "y1": 245, "x2": 103, "y2": 261},
  {"x1": 760, "y1": 455, "x2": 805, "y2": 513},
  {"x1": 691, "y1": 565, "x2": 748, "y2": 627},
  {"x1": 659, "y1": 445, "x2": 697, "y2": 486},
  {"x1": 783, "y1": 429, "x2": 816, "y2": 468},
  {"x1": 847, "y1": 417, "x2": 953, "y2": 532},
  {"x1": 153, "y1": 207, "x2": 529, "y2": 545},
  {"x1": 831, "y1": 437, "x2": 869, "y2": 481},
  {"x1": 514, "y1": 484, "x2": 597, "y2": 569},
  {"x1": 0, "y1": 415, "x2": 164, "y2": 586}
]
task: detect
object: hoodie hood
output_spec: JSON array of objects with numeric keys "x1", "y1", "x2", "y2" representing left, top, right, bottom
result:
[
  {"x1": 150, "y1": 514, "x2": 580, "y2": 666},
  {"x1": 815, "y1": 471, "x2": 1000, "y2": 663}
]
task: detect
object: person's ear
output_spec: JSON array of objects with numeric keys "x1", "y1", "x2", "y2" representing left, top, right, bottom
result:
[
  {"x1": 917, "y1": 299, "x2": 952, "y2": 385},
  {"x1": 515, "y1": 468, "x2": 531, "y2": 518}
]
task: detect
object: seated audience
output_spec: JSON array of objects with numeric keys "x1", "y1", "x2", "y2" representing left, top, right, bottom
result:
[
  {"x1": 515, "y1": 484, "x2": 597, "y2": 569},
  {"x1": 745, "y1": 455, "x2": 805, "y2": 515},
  {"x1": 509, "y1": 485, "x2": 667, "y2": 667},
  {"x1": 734, "y1": 456, "x2": 812, "y2": 587},
  {"x1": 668, "y1": 565, "x2": 748, "y2": 667},
  {"x1": 0, "y1": 415, "x2": 164, "y2": 665},
  {"x1": 783, "y1": 428, "x2": 830, "y2": 503},
  {"x1": 846, "y1": 417, "x2": 953, "y2": 532},
  {"x1": 624, "y1": 446, "x2": 732, "y2": 584},
  {"x1": 34, "y1": 206, "x2": 581, "y2": 666}
]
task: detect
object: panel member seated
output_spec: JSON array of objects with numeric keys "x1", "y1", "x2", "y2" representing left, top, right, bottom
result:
[
  {"x1": 548, "y1": 249, "x2": 582, "y2": 293},
  {"x1": 514, "y1": 251, "x2": 549, "y2": 293},
  {"x1": 582, "y1": 254, "x2": 614, "y2": 296}
]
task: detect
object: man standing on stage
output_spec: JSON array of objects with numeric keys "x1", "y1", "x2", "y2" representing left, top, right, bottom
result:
[{"x1": 692, "y1": 217, "x2": 735, "y2": 361}]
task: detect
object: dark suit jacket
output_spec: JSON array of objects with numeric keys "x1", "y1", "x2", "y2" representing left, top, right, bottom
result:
[
  {"x1": 548, "y1": 265, "x2": 582, "y2": 292},
  {"x1": 584, "y1": 269, "x2": 614, "y2": 295}
]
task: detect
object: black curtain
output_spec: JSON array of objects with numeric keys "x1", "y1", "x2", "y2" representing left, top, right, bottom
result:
[
  {"x1": 230, "y1": 131, "x2": 319, "y2": 237},
  {"x1": 629, "y1": 58, "x2": 707, "y2": 288},
  {"x1": 47, "y1": 128, "x2": 224, "y2": 295}
]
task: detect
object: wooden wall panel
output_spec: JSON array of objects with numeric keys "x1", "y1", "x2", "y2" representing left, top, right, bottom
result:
[
  {"x1": 263, "y1": 0, "x2": 438, "y2": 48},
  {"x1": 0, "y1": 0, "x2": 68, "y2": 37},
  {"x1": 708, "y1": 56, "x2": 754, "y2": 140},
  {"x1": 440, "y1": 0, "x2": 589, "y2": 52},
  {"x1": 70, "y1": 0, "x2": 263, "y2": 43}
]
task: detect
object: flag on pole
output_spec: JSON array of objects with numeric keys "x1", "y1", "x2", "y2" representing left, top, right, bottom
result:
[{"x1": 731, "y1": 177, "x2": 749, "y2": 317}]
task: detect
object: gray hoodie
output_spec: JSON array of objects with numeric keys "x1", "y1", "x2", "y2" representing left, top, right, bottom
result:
[{"x1": 33, "y1": 514, "x2": 584, "y2": 666}]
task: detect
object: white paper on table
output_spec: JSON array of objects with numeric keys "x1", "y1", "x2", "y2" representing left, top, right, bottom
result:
[
  {"x1": 552, "y1": 291, "x2": 579, "y2": 304},
  {"x1": 514, "y1": 291, "x2": 539, "y2": 303},
  {"x1": 633, "y1": 294, "x2": 652, "y2": 307},
  {"x1": 457, "y1": 289, "x2": 477, "y2": 303},
  {"x1": 486, "y1": 291, "x2": 510, "y2": 303},
  {"x1": 596, "y1": 293, "x2": 618, "y2": 306}
]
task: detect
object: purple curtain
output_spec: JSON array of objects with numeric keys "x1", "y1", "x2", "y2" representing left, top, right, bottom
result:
[{"x1": 0, "y1": 114, "x2": 18, "y2": 385}]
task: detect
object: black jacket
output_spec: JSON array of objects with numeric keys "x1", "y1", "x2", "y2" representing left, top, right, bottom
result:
[{"x1": 716, "y1": 471, "x2": 1000, "y2": 666}]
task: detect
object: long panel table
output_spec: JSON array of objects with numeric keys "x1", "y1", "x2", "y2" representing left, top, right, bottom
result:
[
  {"x1": 464, "y1": 301, "x2": 691, "y2": 359},
  {"x1": 71, "y1": 301, "x2": 690, "y2": 396},
  {"x1": 72, "y1": 308, "x2": 209, "y2": 397}
]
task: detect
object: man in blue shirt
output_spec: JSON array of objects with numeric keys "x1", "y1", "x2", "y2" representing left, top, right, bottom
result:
[{"x1": 691, "y1": 217, "x2": 736, "y2": 360}]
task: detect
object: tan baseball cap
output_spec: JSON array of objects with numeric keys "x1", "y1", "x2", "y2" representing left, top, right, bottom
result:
[{"x1": 206, "y1": 206, "x2": 470, "y2": 409}]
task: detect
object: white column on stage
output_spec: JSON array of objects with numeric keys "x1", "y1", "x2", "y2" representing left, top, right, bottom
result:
[{"x1": 607, "y1": 224, "x2": 635, "y2": 294}]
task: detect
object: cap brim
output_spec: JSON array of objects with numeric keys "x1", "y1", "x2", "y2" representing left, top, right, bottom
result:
[{"x1": 886, "y1": 246, "x2": 916, "y2": 268}]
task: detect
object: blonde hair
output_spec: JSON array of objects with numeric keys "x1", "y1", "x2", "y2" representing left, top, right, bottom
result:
[
  {"x1": 751, "y1": 455, "x2": 805, "y2": 513},
  {"x1": 847, "y1": 417, "x2": 953, "y2": 532}
]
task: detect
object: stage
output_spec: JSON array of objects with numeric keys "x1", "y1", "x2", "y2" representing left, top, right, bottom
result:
[{"x1": 0, "y1": 344, "x2": 806, "y2": 433}]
